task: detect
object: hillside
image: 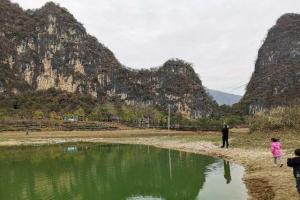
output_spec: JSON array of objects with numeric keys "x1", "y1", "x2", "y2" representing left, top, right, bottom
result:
[
  {"x1": 206, "y1": 89, "x2": 241, "y2": 106},
  {"x1": 241, "y1": 13, "x2": 300, "y2": 113},
  {"x1": 0, "y1": 0, "x2": 217, "y2": 119}
]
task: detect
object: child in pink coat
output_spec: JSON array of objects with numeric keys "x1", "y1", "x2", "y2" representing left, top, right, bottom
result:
[{"x1": 271, "y1": 138, "x2": 283, "y2": 167}]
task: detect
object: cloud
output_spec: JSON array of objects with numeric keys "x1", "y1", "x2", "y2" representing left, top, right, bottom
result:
[{"x1": 11, "y1": 0, "x2": 300, "y2": 95}]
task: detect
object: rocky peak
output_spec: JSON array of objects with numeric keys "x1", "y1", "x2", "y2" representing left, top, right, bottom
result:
[
  {"x1": 37, "y1": 2, "x2": 80, "y2": 23},
  {"x1": 41, "y1": 1, "x2": 62, "y2": 10},
  {"x1": 241, "y1": 13, "x2": 300, "y2": 113},
  {"x1": 33, "y1": 2, "x2": 86, "y2": 35},
  {"x1": 0, "y1": 0, "x2": 28, "y2": 34},
  {"x1": 276, "y1": 13, "x2": 300, "y2": 26},
  {"x1": 159, "y1": 59, "x2": 196, "y2": 76}
]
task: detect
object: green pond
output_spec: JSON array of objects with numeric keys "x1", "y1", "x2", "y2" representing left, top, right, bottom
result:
[{"x1": 0, "y1": 144, "x2": 247, "y2": 200}]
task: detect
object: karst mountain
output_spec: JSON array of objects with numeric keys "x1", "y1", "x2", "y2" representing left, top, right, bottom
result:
[{"x1": 0, "y1": 0, "x2": 218, "y2": 118}]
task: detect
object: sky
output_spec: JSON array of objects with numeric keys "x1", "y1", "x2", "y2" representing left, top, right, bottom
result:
[{"x1": 12, "y1": 0, "x2": 300, "y2": 95}]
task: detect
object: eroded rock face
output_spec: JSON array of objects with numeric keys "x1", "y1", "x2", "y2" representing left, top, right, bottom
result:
[
  {"x1": 0, "y1": 0, "x2": 217, "y2": 118},
  {"x1": 242, "y1": 13, "x2": 300, "y2": 113}
]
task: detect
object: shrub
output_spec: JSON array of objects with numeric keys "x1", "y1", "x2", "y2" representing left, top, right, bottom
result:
[
  {"x1": 120, "y1": 105, "x2": 135, "y2": 123},
  {"x1": 32, "y1": 110, "x2": 44, "y2": 120},
  {"x1": 222, "y1": 115, "x2": 244, "y2": 127},
  {"x1": 0, "y1": 109, "x2": 9, "y2": 120},
  {"x1": 248, "y1": 106, "x2": 300, "y2": 132},
  {"x1": 195, "y1": 118, "x2": 223, "y2": 131},
  {"x1": 49, "y1": 111, "x2": 61, "y2": 121},
  {"x1": 74, "y1": 107, "x2": 86, "y2": 119}
]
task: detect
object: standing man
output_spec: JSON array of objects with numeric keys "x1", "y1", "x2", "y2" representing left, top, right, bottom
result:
[{"x1": 221, "y1": 123, "x2": 229, "y2": 148}]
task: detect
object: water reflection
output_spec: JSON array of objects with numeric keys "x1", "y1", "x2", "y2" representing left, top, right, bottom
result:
[
  {"x1": 168, "y1": 149, "x2": 172, "y2": 180},
  {"x1": 127, "y1": 196, "x2": 165, "y2": 200},
  {"x1": 64, "y1": 146, "x2": 78, "y2": 152},
  {"x1": 196, "y1": 160, "x2": 247, "y2": 200},
  {"x1": 224, "y1": 160, "x2": 232, "y2": 184},
  {"x1": 0, "y1": 144, "x2": 247, "y2": 200}
]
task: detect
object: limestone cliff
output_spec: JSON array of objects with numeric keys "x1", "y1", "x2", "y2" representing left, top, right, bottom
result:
[
  {"x1": 241, "y1": 13, "x2": 300, "y2": 112},
  {"x1": 0, "y1": 0, "x2": 217, "y2": 118}
]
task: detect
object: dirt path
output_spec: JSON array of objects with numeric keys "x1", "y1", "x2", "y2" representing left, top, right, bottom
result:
[{"x1": 0, "y1": 129, "x2": 298, "y2": 200}]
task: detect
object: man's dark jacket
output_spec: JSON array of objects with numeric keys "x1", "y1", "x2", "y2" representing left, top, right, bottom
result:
[
  {"x1": 221, "y1": 127, "x2": 229, "y2": 139},
  {"x1": 287, "y1": 157, "x2": 300, "y2": 178}
]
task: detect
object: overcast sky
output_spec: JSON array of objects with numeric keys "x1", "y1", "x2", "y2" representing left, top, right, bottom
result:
[{"x1": 12, "y1": 0, "x2": 300, "y2": 95}]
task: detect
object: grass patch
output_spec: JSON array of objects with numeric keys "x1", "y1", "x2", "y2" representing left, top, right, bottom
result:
[{"x1": 164, "y1": 128, "x2": 300, "y2": 153}]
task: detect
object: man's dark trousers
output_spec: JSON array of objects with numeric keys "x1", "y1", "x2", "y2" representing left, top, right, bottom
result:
[{"x1": 222, "y1": 136, "x2": 229, "y2": 148}]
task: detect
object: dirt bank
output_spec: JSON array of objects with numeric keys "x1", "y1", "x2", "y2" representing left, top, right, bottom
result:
[{"x1": 0, "y1": 129, "x2": 298, "y2": 200}]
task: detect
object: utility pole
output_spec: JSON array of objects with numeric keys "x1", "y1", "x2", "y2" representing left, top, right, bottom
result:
[{"x1": 167, "y1": 104, "x2": 171, "y2": 130}]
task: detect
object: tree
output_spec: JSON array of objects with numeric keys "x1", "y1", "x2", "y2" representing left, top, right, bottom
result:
[
  {"x1": 89, "y1": 105, "x2": 105, "y2": 121},
  {"x1": 32, "y1": 110, "x2": 44, "y2": 120},
  {"x1": 101, "y1": 103, "x2": 117, "y2": 121},
  {"x1": 89, "y1": 103, "x2": 118, "y2": 121},
  {"x1": 49, "y1": 111, "x2": 61, "y2": 121},
  {"x1": 74, "y1": 107, "x2": 85, "y2": 120},
  {"x1": 120, "y1": 105, "x2": 135, "y2": 122},
  {"x1": 0, "y1": 109, "x2": 8, "y2": 120},
  {"x1": 153, "y1": 109, "x2": 166, "y2": 125}
]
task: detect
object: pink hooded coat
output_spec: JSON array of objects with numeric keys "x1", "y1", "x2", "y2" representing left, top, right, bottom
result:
[{"x1": 271, "y1": 142, "x2": 282, "y2": 157}]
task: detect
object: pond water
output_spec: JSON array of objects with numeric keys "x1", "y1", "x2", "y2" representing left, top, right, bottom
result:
[{"x1": 0, "y1": 144, "x2": 247, "y2": 200}]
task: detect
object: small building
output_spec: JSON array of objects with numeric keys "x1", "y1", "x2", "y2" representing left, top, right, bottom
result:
[
  {"x1": 111, "y1": 115, "x2": 121, "y2": 122},
  {"x1": 63, "y1": 115, "x2": 79, "y2": 122}
]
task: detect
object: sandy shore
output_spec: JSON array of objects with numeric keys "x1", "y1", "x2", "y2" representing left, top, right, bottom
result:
[{"x1": 0, "y1": 129, "x2": 298, "y2": 200}]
